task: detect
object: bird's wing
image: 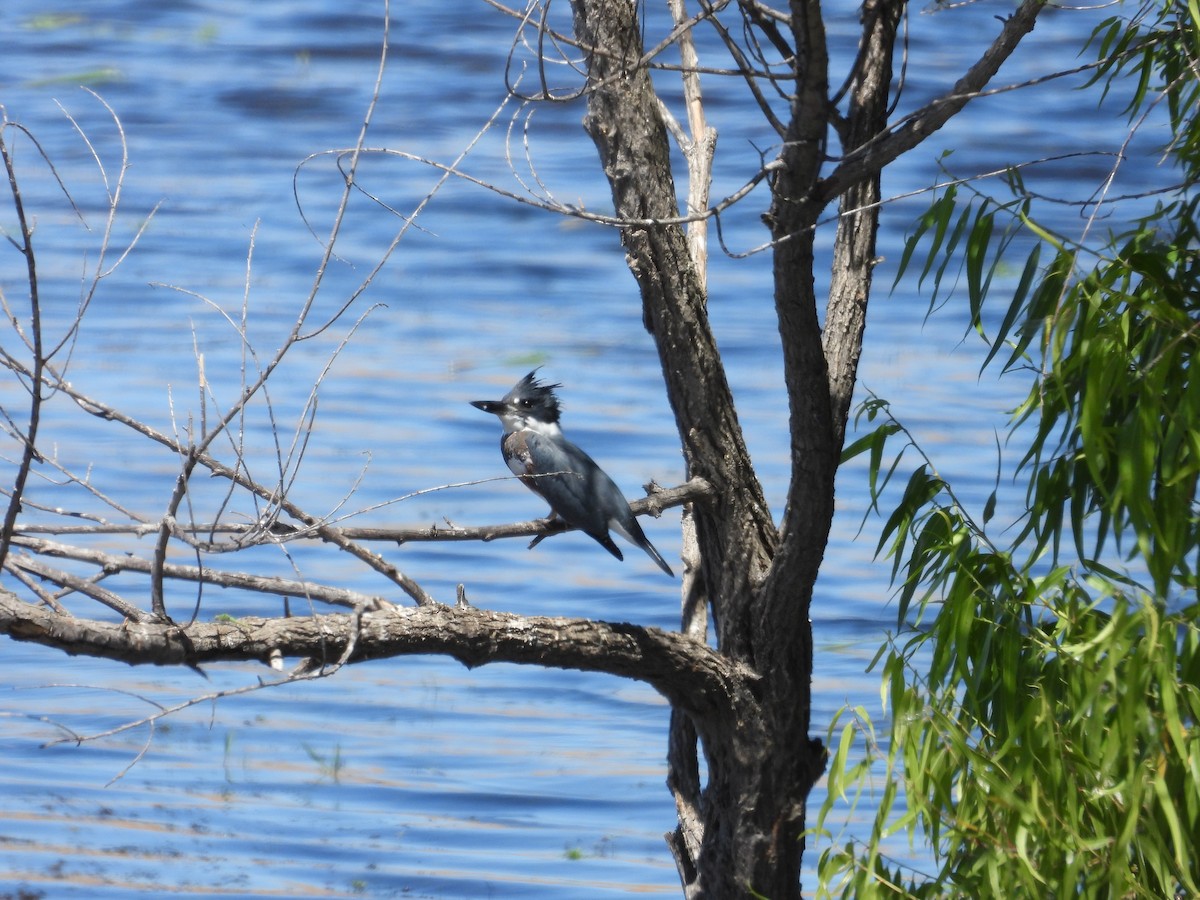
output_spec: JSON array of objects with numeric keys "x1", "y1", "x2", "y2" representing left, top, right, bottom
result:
[
  {"x1": 521, "y1": 432, "x2": 626, "y2": 537},
  {"x1": 519, "y1": 431, "x2": 674, "y2": 574}
]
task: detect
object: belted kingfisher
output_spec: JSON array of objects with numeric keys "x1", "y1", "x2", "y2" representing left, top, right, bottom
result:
[{"x1": 471, "y1": 371, "x2": 675, "y2": 576}]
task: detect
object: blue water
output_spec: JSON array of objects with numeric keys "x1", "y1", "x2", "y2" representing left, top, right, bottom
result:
[{"x1": 0, "y1": 1, "x2": 1170, "y2": 897}]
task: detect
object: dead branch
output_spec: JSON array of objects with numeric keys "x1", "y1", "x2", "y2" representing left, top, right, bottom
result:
[
  {"x1": 0, "y1": 588, "x2": 754, "y2": 723},
  {"x1": 7, "y1": 535, "x2": 387, "y2": 610},
  {"x1": 6, "y1": 477, "x2": 710, "y2": 544},
  {"x1": 0, "y1": 113, "x2": 46, "y2": 570},
  {"x1": 818, "y1": 0, "x2": 1045, "y2": 204}
]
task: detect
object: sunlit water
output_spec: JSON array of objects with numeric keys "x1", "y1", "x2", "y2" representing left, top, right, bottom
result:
[{"x1": 0, "y1": 1, "x2": 1170, "y2": 897}]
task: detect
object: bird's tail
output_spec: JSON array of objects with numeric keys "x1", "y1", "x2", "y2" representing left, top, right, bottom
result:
[
  {"x1": 611, "y1": 517, "x2": 675, "y2": 577},
  {"x1": 639, "y1": 538, "x2": 675, "y2": 577}
]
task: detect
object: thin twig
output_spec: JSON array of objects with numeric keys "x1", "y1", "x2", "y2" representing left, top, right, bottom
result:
[
  {"x1": 0, "y1": 114, "x2": 46, "y2": 570},
  {"x1": 6, "y1": 553, "x2": 152, "y2": 622},
  {"x1": 9, "y1": 535, "x2": 386, "y2": 609}
]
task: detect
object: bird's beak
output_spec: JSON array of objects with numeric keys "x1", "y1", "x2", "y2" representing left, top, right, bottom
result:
[{"x1": 470, "y1": 399, "x2": 503, "y2": 415}]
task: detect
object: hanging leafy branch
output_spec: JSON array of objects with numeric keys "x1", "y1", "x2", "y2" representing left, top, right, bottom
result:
[{"x1": 815, "y1": 1, "x2": 1200, "y2": 896}]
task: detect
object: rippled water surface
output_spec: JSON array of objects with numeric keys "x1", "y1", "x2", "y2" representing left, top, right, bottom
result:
[{"x1": 0, "y1": 1, "x2": 1169, "y2": 897}]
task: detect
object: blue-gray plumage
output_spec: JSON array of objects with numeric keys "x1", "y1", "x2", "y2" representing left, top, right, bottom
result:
[{"x1": 471, "y1": 371, "x2": 675, "y2": 576}]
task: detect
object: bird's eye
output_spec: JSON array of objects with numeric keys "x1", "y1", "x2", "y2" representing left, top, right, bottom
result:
[{"x1": 518, "y1": 399, "x2": 533, "y2": 409}]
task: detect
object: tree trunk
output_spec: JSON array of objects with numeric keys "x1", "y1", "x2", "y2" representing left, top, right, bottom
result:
[{"x1": 569, "y1": 1, "x2": 828, "y2": 896}]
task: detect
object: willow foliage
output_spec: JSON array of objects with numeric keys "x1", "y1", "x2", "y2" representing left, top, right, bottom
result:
[{"x1": 815, "y1": 2, "x2": 1200, "y2": 896}]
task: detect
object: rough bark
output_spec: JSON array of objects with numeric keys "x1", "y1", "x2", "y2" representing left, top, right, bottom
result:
[
  {"x1": 0, "y1": 588, "x2": 753, "y2": 716},
  {"x1": 569, "y1": 3, "x2": 780, "y2": 632},
  {"x1": 570, "y1": 1, "x2": 818, "y2": 896},
  {"x1": 823, "y1": 0, "x2": 904, "y2": 450}
]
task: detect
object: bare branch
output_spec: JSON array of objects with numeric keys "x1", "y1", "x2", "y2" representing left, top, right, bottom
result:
[
  {"x1": 332, "y1": 477, "x2": 712, "y2": 545},
  {"x1": 8, "y1": 477, "x2": 711, "y2": 547},
  {"x1": 0, "y1": 113, "x2": 47, "y2": 571},
  {"x1": 52, "y1": 90, "x2": 162, "y2": 363},
  {"x1": 668, "y1": 0, "x2": 719, "y2": 282},
  {"x1": 698, "y1": 0, "x2": 787, "y2": 137},
  {"x1": 0, "y1": 590, "x2": 753, "y2": 722},
  {"x1": 9, "y1": 535, "x2": 386, "y2": 610},
  {"x1": 823, "y1": 0, "x2": 904, "y2": 452},
  {"x1": 5, "y1": 554, "x2": 151, "y2": 623},
  {"x1": 819, "y1": 0, "x2": 1046, "y2": 204},
  {"x1": 14, "y1": 356, "x2": 436, "y2": 606}
]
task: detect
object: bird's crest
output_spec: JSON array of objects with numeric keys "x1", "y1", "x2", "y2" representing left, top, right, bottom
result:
[{"x1": 506, "y1": 369, "x2": 563, "y2": 423}]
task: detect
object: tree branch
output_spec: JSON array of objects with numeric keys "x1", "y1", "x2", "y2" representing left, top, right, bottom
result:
[
  {"x1": 0, "y1": 118, "x2": 46, "y2": 570},
  {"x1": 8, "y1": 478, "x2": 710, "y2": 545},
  {"x1": 570, "y1": 0, "x2": 778, "y2": 641},
  {"x1": 6, "y1": 356, "x2": 436, "y2": 606},
  {"x1": 0, "y1": 589, "x2": 753, "y2": 721},
  {"x1": 4, "y1": 554, "x2": 152, "y2": 623},
  {"x1": 818, "y1": 0, "x2": 1046, "y2": 205},
  {"x1": 823, "y1": 0, "x2": 904, "y2": 452},
  {"x1": 7, "y1": 535, "x2": 387, "y2": 611}
]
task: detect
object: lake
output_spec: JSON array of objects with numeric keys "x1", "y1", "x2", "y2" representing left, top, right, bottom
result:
[{"x1": 0, "y1": 1, "x2": 1169, "y2": 897}]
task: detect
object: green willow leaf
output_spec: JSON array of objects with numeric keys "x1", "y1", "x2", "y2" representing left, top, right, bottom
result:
[{"x1": 824, "y1": 5, "x2": 1200, "y2": 896}]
